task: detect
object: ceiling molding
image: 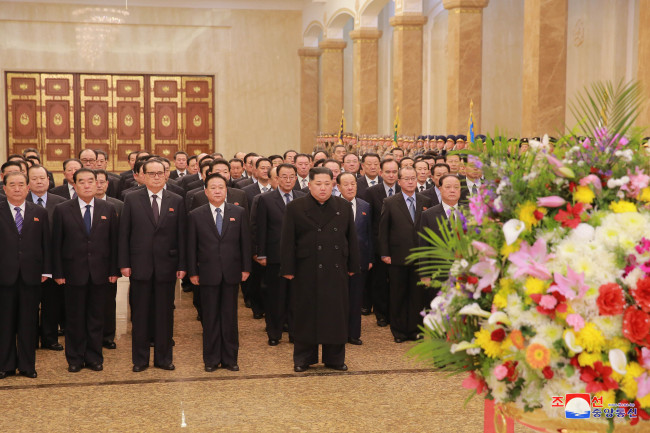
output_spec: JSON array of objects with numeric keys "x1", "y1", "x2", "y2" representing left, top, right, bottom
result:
[{"x1": 1, "y1": 0, "x2": 305, "y2": 11}]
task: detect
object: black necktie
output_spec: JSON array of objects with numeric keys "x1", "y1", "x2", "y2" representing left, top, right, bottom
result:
[
  {"x1": 84, "y1": 204, "x2": 92, "y2": 234},
  {"x1": 179, "y1": 172, "x2": 185, "y2": 177},
  {"x1": 37, "y1": 197, "x2": 44, "y2": 207},
  {"x1": 151, "y1": 194, "x2": 159, "y2": 225}
]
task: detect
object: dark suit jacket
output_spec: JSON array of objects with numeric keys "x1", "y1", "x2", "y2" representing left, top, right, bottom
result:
[
  {"x1": 187, "y1": 203, "x2": 252, "y2": 286},
  {"x1": 105, "y1": 196, "x2": 124, "y2": 218},
  {"x1": 169, "y1": 170, "x2": 188, "y2": 180},
  {"x1": 118, "y1": 188, "x2": 186, "y2": 282},
  {"x1": 178, "y1": 173, "x2": 200, "y2": 191},
  {"x1": 26, "y1": 192, "x2": 66, "y2": 230},
  {"x1": 353, "y1": 198, "x2": 373, "y2": 271},
  {"x1": 365, "y1": 182, "x2": 401, "y2": 253},
  {"x1": 356, "y1": 175, "x2": 382, "y2": 201},
  {"x1": 420, "y1": 185, "x2": 442, "y2": 207},
  {"x1": 106, "y1": 174, "x2": 122, "y2": 199},
  {"x1": 242, "y1": 182, "x2": 270, "y2": 208},
  {"x1": 50, "y1": 184, "x2": 75, "y2": 200},
  {"x1": 0, "y1": 201, "x2": 51, "y2": 286},
  {"x1": 52, "y1": 199, "x2": 119, "y2": 285},
  {"x1": 378, "y1": 192, "x2": 433, "y2": 266},
  {"x1": 253, "y1": 189, "x2": 305, "y2": 264},
  {"x1": 121, "y1": 182, "x2": 184, "y2": 201},
  {"x1": 419, "y1": 203, "x2": 450, "y2": 244},
  {"x1": 189, "y1": 187, "x2": 249, "y2": 215},
  {"x1": 235, "y1": 177, "x2": 254, "y2": 188},
  {"x1": 118, "y1": 171, "x2": 135, "y2": 194}
]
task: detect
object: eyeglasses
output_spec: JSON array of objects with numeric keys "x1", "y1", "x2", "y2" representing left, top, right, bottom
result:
[
  {"x1": 146, "y1": 172, "x2": 165, "y2": 178},
  {"x1": 80, "y1": 158, "x2": 96, "y2": 163}
]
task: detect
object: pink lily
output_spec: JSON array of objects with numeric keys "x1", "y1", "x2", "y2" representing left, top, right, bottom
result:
[
  {"x1": 566, "y1": 313, "x2": 585, "y2": 332},
  {"x1": 536, "y1": 196, "x2": 566, "y2": 208},
  {"x1": 579, "y1": 175, "x2": 603, "y2": 194},
  {"x1": 470, "y1": 258, "x2": 499, "y2": 295},
  {"x1": 548, "y1": 266, "x2": 589, "y2": 300},
  {"x1": 641, "y1": 348, "x2": 650, "y2": 370},
  {"x1": 508, "y1": 238, "x2": 553, "y2": 280},
  {"x1": 636, "y1": 373, "x2": 650, "y2": 399},
  {"x1": 471, "y1": 240, "x2": 497, "y2": 258}
]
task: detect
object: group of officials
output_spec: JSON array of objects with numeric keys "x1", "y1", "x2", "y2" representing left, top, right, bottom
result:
[{"x1": 0, "y1": 142, "x2": 475, "y2": 377}]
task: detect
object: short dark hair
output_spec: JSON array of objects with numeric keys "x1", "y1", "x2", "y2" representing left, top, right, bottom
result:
[
  {"x1": 432, "y1": 162, "x2": 451, "y2": 174},
  {"x1": 63, "y1": 158, "x2": 83, "y2": 171},
  {"x1": 380, "y1": 158, "x2": 399, "y2": 170},
  {"x1": 22, "y1": 147, "x2": 39, "y2": 157},
  {"x1": 343, "y1": 153, "x2": 358, "y2": 163},
  {"x1": 309, "y1": 167, "x2": 333, "y2": 180},
  {"x1": 313, "y1": 158, "x2": 326, "y2": 167},
  {"x1": 128, "y1": 150, "x2": 140, "y2": 160},
  {"x1": 95, "y1": 149, "x2": 108, "y2": 159},
  {"x1": 228, "y1": 158, "x2": 243, "y2": 167},
  {"x1": 277, "y1": 163, "x2": 297, "y2": 176},
  {"x1": 142, "y1": 159, "x2": 165, "y2": 173},
  {"x1": 336, "y1": 172, "x2": 357, "y2": 184},
  {"x1": 361, "y1": 153, "x2": 380, "y2": 163},
  {"x1": 243, "y1": 152, "x2": 259, "y2": 164},
  {"x1": 2, "y1": 161, "x2": 23, "y2": 174},
  {"x1": 188, "y1": 155, "x2": 198, "y2": 164},
  {"x1": 398, "y1": 166, "x2": 416, "y2": 179},
  {"x1": 439, "y1": 173, "x2": 460, "y2": 187},
  {"x1": 94, "y1": 169, "x2": 109, "y2": 181},
  {"x1": 3, "y1": 171, "x2": 27, "y2": 185},
  {"x1": 391, "y1": 147, "x2": 404, "y2": 154},
  {"x1": 446, "y1": 153, "x2": 461, "y2": 161},
  {"x1": 133, "y1": 159, "x2": 146, "y2": 174},
  {"x1": 174, "y1": 151, "x2": 188, "y2": 159},
  {"x1": 322, "y1": 159, "x2": 341, "y2": 169},
  {"x1": 27, "y1": 164, "x2": 47, "y2": 183},
  {"x1": 199, "y1": 155, "x2": 214, "y2": 166},
  {"x1": 78, "y1": 148, "x2": 98, "y2": 159},
  {"x1": 414, "y1": 160, "x2": 429, "y2": 170},
  {"x1": 26, "y1": 155, "x2": 41, "y2": 164},
  {"x1": 399, "y1": 157, "x2": 414, "y2": 167},
  {"x1": 294, "y1": 153, "x2": 312, "y2": 163},
  {"x1": 313, "y1": 149, "x2": 330, "y2": 158},
  {"x1": 210, "y1": 158, "x2": 231, "y2": 171},
  {"x1": 211, "y1": 152, "x2": 223, "y2": 159},
  {"x1": 204, "y1": 172, "x2": 227, "y2": 188},
  {"x1": 283, "y1": 149, "x2": 297, "y2": 159},
  {"x1": 268, "y1": 154, "x2": 284, "y2": 163},
  {"x1": 73, "y1": 168, "x2": 97, "y2": 183},
  {"x1": 199, "y1": 159, "x2": 213, "y2": 174},
  {"x1": 255, "y1": 158, "x2": 271, "y2": 169},
  {"x1": 7, "y1": 154, "x2": 25, "y2": 161},
  {"x1": 333, "y1": 144, "x2": 346, "y2": 152}
]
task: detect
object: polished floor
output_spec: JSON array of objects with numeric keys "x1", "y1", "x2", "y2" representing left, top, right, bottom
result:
[{"x1": 0, "y1": 279, "x2": 532, "y2": 432}]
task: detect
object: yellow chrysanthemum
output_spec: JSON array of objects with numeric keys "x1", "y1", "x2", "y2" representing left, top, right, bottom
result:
[
  {"x1": 577, "y1": 351, "x2": 602, "y2": 367},
  {"x1": 606, "y1": 337, "x2": 632, "y2": 353},
  {"x1": 574, "y1": 185, "x2": 595, "y2": 204},
  {"x1": 610, "y1": 369, "x2": 624, "y2": 383},
  {"x1": 474, "y1": 329, "x2": 503, "y2": 358},
  {"x1": 518, "y1": 201, "x2": 540, "y2": 229},
  {"x1": 501, "y1": 240, "x2": 521, "y2": 258},
  {"x1": 620, "y1": 362, "x2": 645, "y2": 400},
  {"x1": 524, "y1": 277, "x2": 546, "y2": 296},
  {"x1": 609, "y1": 200, "x2": 637, "y2": 213},
  {"x1": 639, "y1": 392, "x2": 650, "y2": 408},
  {"x1": 525, "y1": 343, "x2": 550, "y2": 369},
  {"x1": 595, "y1": 390, "x2": 617, "y2": 409},
  {"x1": 493, "y1": 292, "x2": 508, "y2": 309},
  {"x1": 639, "y1": 187, "x2": 650, "y2": 202},
  {"x1": 575, "y1": 323, "x2": 606, "y2": 353}
]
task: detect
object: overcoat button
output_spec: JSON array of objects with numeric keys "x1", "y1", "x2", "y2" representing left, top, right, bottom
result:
[
  {"x1": 333, "y1": 228, "x2": 338, "y2": 232},
  {"x1": 318, "y1": 264, "x2": 323, "y2": 269},
  {"x1": 317, "y1": 246, "x2": 322, "y2": 250}
]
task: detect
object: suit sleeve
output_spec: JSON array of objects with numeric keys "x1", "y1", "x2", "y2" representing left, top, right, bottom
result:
[
  {"x1": 255, "y1": 197, "x2": 269, "y2": 258},
  {"x1": 366, "y1": 206, "x2": 374, "y2": 266},
  {"x1": 346, "y1": 204, "x2": 361, "y2": 274},
  {"x1": 186, "y1": 212, "x2": 198, "y2": 278},
  {"x1": 118, "y1": 196, "x2": 132, "y2": 269},
  {"x1": 378, "y1": 199, "x2": 390, "y2": 257},
  {"x1": 51, "y1": 207, "x2": 63, "y2": 279},
  {"x1": 41, "y1": 210, "x2": 52, "y2": 276},
  {"x1": 279, "y1": 202, "x2": 297, "y2": 276},
  {"x1": 240, "y1": 209, "x2": 252, "y2": 273},
  {"x1": 176, "y1": 197, "x2": 187, "y2": 272},
  {"x1": 109, "y1": 205, "x2": 120, "y2": 277}
]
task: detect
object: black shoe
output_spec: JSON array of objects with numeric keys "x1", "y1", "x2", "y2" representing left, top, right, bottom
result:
[
  {"x1": 288, "y1": 336, "x2": 294, "y2": 344},
  {"x1": 394, "y1": 337, "x2": 405, "y2": 343},
  {"x1": 86, "y1": 363, "x2": 103, "y2": 371},
  {"x1": 181, "y1": 283, "x2": 193, "y2": 293},
  {"x1": 149, "y1": 341, "x2": 154, "y2": 347},
  {"x1": 154, "y1": 363, "x2": 175, "y2": 371},
  {"x1": 348, "y1": 337, "x2": 363, "y2": 345},
  {"x1": 410, "y1": 334, "x2": 424, "y2": 341},
  {"x1": 222, "y1": 364, "x2": 239, "y2": 372},
  {"x1": 68, "y1": 365, "x2": 82, "y2": 373},
  {"x1": 361, "y1": 308, "x2": 372, "y2": 316},
  {"x1": 268, "y1": 339, "x2": 279, "y2": 346},
  {"x1": 377, "y1": 319, "x2": 388, "y2": 327},
  {"x1": 244, "y1": 300, "x2": 252, "y2": 308},
  {"x1": 205, "y1": 365, "x2": 218, "y2": 372},
  {"x1": 197, "y1": 314, "x2": 202, "y2": 321},
  {"x1": 103, "y1": 341, "x2": 117, "y2": 350},
  {"x1": 42, "y1": 342, "x2": 64, "y2": 351},
  {"x1": 19, "y1": 370, "x2": 37, "y2": 378},
  {"x1": 57, "y1": 329, "x2": 64, "y2": 336},
  {"x1": 133, "y1": 365, "x2": 148, "y2": 372},
  {"x1": 0, "y1": 371, "x2": 15, "y2": 379},
  {"x1": 294, "y1": 365, "x2": 309, "y2": 372},
  {"x1": 325, "y1": 363, "x2": 348, "y2": 371},
  {"x1": 282, "y1": 323, "x2": 289, "y2": 332},
  {"x1": 172, "y1": 339, "x2": 175, "y2": 346},
  {"x1": 253, "y1": 312, "x2": 264, "y2": 320}
]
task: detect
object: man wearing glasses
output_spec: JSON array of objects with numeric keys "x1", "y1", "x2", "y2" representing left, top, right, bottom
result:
[{"x1": 118, "y1": 159, "x2": 186, "y2": 373}]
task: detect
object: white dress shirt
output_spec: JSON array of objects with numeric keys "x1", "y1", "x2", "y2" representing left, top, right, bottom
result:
[
  {"x1": 78, "y1": 197, "x2": 95, "y2": 222},
  {"x1": 209, "y1": 201, "x2": 226, "y2": 226},
  {"x1": 147, "y1": 189, "x2": 162, "y2": 215},
  {"x1": 365, "y1": 175, "x2": 379, "y2": 187}
]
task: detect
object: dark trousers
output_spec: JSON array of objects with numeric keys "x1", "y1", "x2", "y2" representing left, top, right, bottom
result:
[
  {"x1": 40, "y1": 278, "x2": 64, "y2": 346},
  {"x1": 362, "y1": 274, "x2": 373, "y2": 311},
  {"x1": 248, "y1": 261, "x2": 265, "y2": 317},
  {"x1": 64, "y1": 281, "x2": 107, "y2": 367},
  {"x1": 388, "y1": 265, "x2": 424, "y2": 340},
  {"x1": 264, "y1": 263, "x2": 291, "y2": 340},
  {"x1": 348, "y1": 271, "x2": 366, "y2": 340},
  {"x1": 200, "y1": 282, "x2": 239, "y2": 367},
  {"x1": 0, "y1": 278, "x2": 40, "y2": 373},
  {"x1": 130, "y1": 278, "x2": 175, "y2": 367},
  {"x1": 293, "y1": 341, "x2": 345, "y2": 367},
  {"x1": 370, "y1": 258, "x2": 390, "y2": 320},
  {"x1": 192, "y1": 284, "x2": 202, "y2": 317},
  {"x1": 103, "y1": 282, "x2": 117, "y2": 343}
]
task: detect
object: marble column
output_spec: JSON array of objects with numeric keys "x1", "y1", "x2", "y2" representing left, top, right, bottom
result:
[
  {"x1": 390, "y1": 14, "x2": 427, "y2": 136},
  {"x1": 298, "y1": 47, "x2": 322, "y2": 154},
  {"x1": 521, "y1": 0, "x2": 568, "y2": 137},
  {"x1": 638, "y1": 0, "x2": 650, "y2": 127},
  {"x1": 443, "y1": 0, "x2": 488, "y2": 134},
  {"x1": 319, "y1": 39, "x2": 347, "y2": 133},
  {"x1": 350, "y1": 28, "x2": 381, "y2": 135}
]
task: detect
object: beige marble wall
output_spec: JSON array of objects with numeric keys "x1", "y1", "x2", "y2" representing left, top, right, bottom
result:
[
  {"x1": 351, "y1": 28, "x2": 381, "y2": 135},
  {"x1": 318, "y1": 39, "x2": 347, "y2": 133},
  {"x1": 299, "y1": 48, "x2": 321, "y2": 153},
  {"x1": 0, "y1": 2, "x2": 302, "y2": 161},
  {"x1": 639, "y1": 0, "x2": 650, "y2": 127},
  {"x1": 423, "y1": 8, "x2": 448, "y2": 135},
  {"x1": 377, "y1": 4, "x2": 394, "y2": 135},
  {"x1": 390, "y1": 14, "x2": 427, "y2": 136}
]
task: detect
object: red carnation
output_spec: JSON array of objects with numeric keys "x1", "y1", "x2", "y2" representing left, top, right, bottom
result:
[
  {"x1": 533, "y1": 210, "x2": 544, "y2": 220},
  {"x1": 622, "y1": 306, "x2": 650, "y2": 346},
  {"x1": 491, "y1": 328, "x2": 506, "y2": 342},
  {"x1": 579, "y1": 361, "x2": 619, "y2": 393},
  {"x1": 504, "y1": 361, "x2": 518, "y2": 382},
  {"x1": 554, "y1": 203, "x2": 585, "y2": 229},
  {"x1": 466, "y1": 276, "x2": 478, "y2": 285},
  {"x1": 542, "y1": 366, "x2": 554, "y2": 380},
  {"x1": 596, "y1": 283, "x2": 626, "y2": 316},
  {"x1": 633, "y1": 277, "x2": 650, "y2": 313}
]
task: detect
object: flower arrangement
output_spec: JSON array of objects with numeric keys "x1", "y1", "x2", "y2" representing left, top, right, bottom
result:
[{"x1": 409, "y1": 81, "x2": 650, "y2": 431}]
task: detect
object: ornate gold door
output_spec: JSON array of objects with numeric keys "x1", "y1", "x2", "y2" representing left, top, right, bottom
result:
[
  {"x1": 112, "y1": 76, "x2": 145, "y2": 173},
  {"x1": 182, "y1": 76, "x2": 214, "y2": 156},
  {"x1": 6, "y1": 73, "x2": 41, "y2": 157},
  {"x1": 40, "y1": 74, "x2": 75, "y2": 171},
  {"x1": 80, "y1": 74, "x2": 113, "y2": 168},
  {"x1": 150, "y1": 76, "x2": 182, "y2": 160}
]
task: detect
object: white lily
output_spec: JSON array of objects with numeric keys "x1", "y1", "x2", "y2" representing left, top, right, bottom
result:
[
  {"x1": 609, "y1": 349, "x2": 627, "y2": 375},
  {"x1": 458, "y1": 303, "x2": 491, "y2": 318},
  {"x1": 564, "y1": 330, "x2": 583, "y2": 354},
  {"x1": 450, "y1": 340, "x2": 479, "y2": 354},
  {"x1": 503, "y1": 219, "x2": 525, "y2": 245},
  {"x1": 488, "y1": 311, "x2": 511, "y2": 326}
]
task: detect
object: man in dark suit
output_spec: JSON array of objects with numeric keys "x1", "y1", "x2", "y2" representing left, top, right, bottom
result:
[
  {"x1": 169, "y1": 151, "x2": 188, "y2": 180},
  {"x1": 342, "y1": 153, "x2": 360, "y2": 176},
  {"x1": 27, "y1": 165, "x2": 66, "y2": 351},
  {"x1": 118, "y1": 151, "x2": 148, "y2": 193},
  {"x1": 50, "y1": 158, "x2": 82, "y2": 200},
  {"x1": 95, "y1": 170, "x2": 124, "y2": 350},
  {"x1": 419, "y1": 174, "x2": 463, "y2": 242},
  {"x1": 356, "y1": 153, "x2": 382, "y2": 201},
  {"x1": 122, "y1": 158, "x2": 185, "y2": 201},
  {"x1": 378, "y1": 166, "x2": 433, "y2": 343},
  {"x1": 242, "y1": 158, "x2": 273, "y2": 207},
  {"x1": 337, "y1": 172, "x2": 372, "y2": 345},
  {"x1": 178, "y1": 155, "x2": 211, "y2": 191},
  {"x1": 253, "y1": 164, "x2": 305, "y2": 346},
  {"x1": 293, "y1": 154, "x2": 312, "y2": 191},
  {"x1": 119, "y1": 159, "x2": 186, "y2": 372},
  {"x1": 52, "y1": 169, "x2": 120, "y2": 373},
  {"x1": 420, "y1": 162, "x2": 450, "y2": 207},
  {"x1": 0, "y1": 172, "x2": 51, "y2": 379},
  {"x1": 187, "y1": 173, "x2": 251, "y2": 372},
  {"x1": 280, "y1": 167, "x2": 360, "y2": 372},
  {"x1": 414, "y1": 160, "x2": 432, "y2": 193},
  {"x1": 365, "y1": 158, "x2": 400, "y2": 326},
  {"x1": 95, "y1": 149, "x2": 122, "y2": 198},
  {"x1": 22, "y1": 148, "x2": 55, "y2": 190}
]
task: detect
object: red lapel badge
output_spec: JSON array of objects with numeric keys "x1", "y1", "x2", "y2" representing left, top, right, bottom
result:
[
  {"x1": 362, "y1": 212, "x2": 367, "y2": 216},
  {"x1": 34, "y1": 217, "x2": 39, "y2": 221},
  {"x1": 230, "y1": 218, "x2": 235, "y2": 221},
  {"x1": 101, "y1": 215, "x2": 107, "y2": 220},
  {"x1": 169, "y1": 208, "x2": 174, "y2": 212}
]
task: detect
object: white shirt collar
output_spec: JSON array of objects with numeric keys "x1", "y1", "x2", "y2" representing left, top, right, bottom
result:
[
  {"x1": 441, "y1": 200, "x2": 458, "y2": 217},
  {"x1": 78, "y1": 197, "x2": 95, "y2": 210},
  {"x1": 365, "y1": 175, "x2": 379, "y2": 186},
  {"x1": 8, "y1": 200, "x2": 26, "y2": 214},
  {"x1": 209, "y1": 201, "x2": 226, "y2": 217},
  {"x1": 147, "y1": 189, "x2": 163, "y2": 199},
  {"x1": 68, "y1": 184, "x2": 76, "y2": 196}
]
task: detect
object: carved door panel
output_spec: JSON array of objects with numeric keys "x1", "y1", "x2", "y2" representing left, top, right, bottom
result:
[
  {"x1": 80, "y1": 74, "x2": 113, "y2": 170},
  {"x1": 150, "y1": 76, "x2": 182, "y2": 161},
  {"x1": 6, "y1": 73, "x2": 41, "y2": 158},
  {"x1": 40, "y1": 74, "x2": 75, "y2": 173},
  {"x1": 182, "y1": 76, "x2": 214, "y2": 156},
  {"x1": 112, "y1": 76, "x2": 145, "y2": 173}
]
